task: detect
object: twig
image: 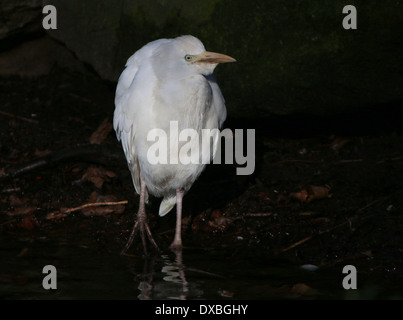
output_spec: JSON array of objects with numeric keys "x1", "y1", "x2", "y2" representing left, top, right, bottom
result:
[
  {"x1": 245, "y1": 212, "x2": 274, "y2": 217},
  {"x1": 278, "y1": 190, "x2": 403, "y2": 254},
  {"x1": 376, "y1": 155, "x2": 403, "y2": 164},
  {"x1": 357, "y1": 198, "x2": 385, "y2": 213},
  {"x1": 357, "y1": 190, "x2": 403, "y2": 213},
  {"x1": 1, "y1": 187, "x2": 21, "y2": 193},
  {"x1": 0, "y1": 110, "x2": 39, "y2": 124},
  {"x1": 61, "y1": 200, "x2": 128, "y2": 213},
  {"x1": 273, "y1": 159, "x2": 321, "y2": 165},
  {"x1": 279, "y1": 235, "x2": 313, "y2": 253},
  {"x1": 47, "y1": 200, "x2": 128, "y2": 219},
  {"x1": 339, "y1": 159, "x2": 363, "y2": 163},
  {"x1": 279, "y1": 221, "x2": 355, "y2": 253}
]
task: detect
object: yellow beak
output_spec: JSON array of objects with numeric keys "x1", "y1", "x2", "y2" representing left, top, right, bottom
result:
[{"x1": 197, "y1": 51, "x2": 236, "y2": 64}]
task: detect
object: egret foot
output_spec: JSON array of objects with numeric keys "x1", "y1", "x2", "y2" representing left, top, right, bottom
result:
[
  {"x1": 121, "y1": 176, "x2": 159, "y2": 255},
  {"x1": 121, "y1": 210, "x2": 159, "y2": 255}
]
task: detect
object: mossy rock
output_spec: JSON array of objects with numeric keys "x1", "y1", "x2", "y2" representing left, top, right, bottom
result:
[{"x1": 45, "y1": 0, "x2": 402, "y2": 117}]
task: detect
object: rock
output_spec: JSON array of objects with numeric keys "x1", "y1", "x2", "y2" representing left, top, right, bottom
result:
[
  {"x1": 42, "y1": 0, "x2": 221, "y2": 81},
  {"x1": 43, "y1": 0, "x2": 402, "y2": 117},
  {"x1": 2, "y1": 0, "x2": 402, "y2": 117},
  {"x1": 0, "y1": 2, "x2": 85, "y2": 78},
  {"x1": 0, "y1": 36, "x2": 86, "y2": 78},
  {"x1": 0, "y1": 1, "x2": 43, "y2": 44},
  {"x1": 42, "y1": 0, "x2": 122, "y2": 81}
]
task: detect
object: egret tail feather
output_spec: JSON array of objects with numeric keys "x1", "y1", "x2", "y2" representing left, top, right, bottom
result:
[{"x1": 159, "y1": 196, "x2": 177, "y2": 216}]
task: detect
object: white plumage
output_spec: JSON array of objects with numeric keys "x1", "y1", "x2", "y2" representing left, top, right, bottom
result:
[{"x1": 114, "y1": 35, "x2": 235, "y2": 253}]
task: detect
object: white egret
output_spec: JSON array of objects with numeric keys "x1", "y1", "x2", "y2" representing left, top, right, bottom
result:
[{"x1": 114, "y1": 35, "x2": 235, "y2": 254}]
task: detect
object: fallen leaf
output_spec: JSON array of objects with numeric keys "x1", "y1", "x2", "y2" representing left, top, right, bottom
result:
[
  {"x1": 81, "y1": 165, "x2": 116, "y2": 188},
  {"x1": 105, "y1": 170, "x2": 117, "y2": 178},
  {"x1": 290, "y1": 283, "x2": 318, "y2": 296},
  {"x1": 34, "y1": 149, "x2": 52, "y2": 157},
  {"x1": 18, "y1": 212, "x2": 39, "y2": 230},
  {"x1": 290, "y1": 185, "x2": 332, "y2": 203},
  {"x1": 276, "y1": 283, "x2": 319, "y2": 298},
  {"x1": 209, "y1": 210, "x2": 234, "y2": 231},
  {"x1": 289, "y1": 188, "x2": 309, "y2": 202},
  {"x1": 307, "y1": 185, "x2": 332, "y2": 202},
  {"x1": 192, "y1": 209, "x2": 234, "y2": 232},
  {"x1": 257, "y1": 192, "x2": 270, "y2": 201},
  {"x1": 0, "y1": 274, "x2": 28, "y2": 285}
]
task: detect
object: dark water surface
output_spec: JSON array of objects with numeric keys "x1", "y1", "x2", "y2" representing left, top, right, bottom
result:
[
  {"x1": 2, "y1": 229, "x2": 396, "y2": 300},
  {"x1": 1, "y1": 73, "x2": 402, "y2": 300}
]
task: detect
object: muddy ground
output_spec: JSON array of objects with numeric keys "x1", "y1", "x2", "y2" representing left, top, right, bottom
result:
[{"x1": 1, "y1": 68, "x2": 402, "y2": 299}]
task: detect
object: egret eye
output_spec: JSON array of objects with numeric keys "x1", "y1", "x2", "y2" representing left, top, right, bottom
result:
[{"x1": 184, "y1": 55, "x2": 194, "y2": 62}]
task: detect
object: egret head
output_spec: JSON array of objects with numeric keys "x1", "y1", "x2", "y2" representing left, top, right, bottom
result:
[
  {"x1": 153, "y1": 35, "x2": 236, "y2": 78},
  {"x1": 179, "y1": 35, "x2": 236, "y2": 75}
]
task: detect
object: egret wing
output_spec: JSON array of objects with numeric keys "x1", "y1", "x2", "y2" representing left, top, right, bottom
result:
[
  {"x1": 114, "y1": 39, "x2": 170, "y2": 196},
  {"x1": 206, "y1": 74, "x2": 227, "y2": 129}
]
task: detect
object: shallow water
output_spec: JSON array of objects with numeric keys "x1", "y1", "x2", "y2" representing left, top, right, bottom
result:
[{"x1": 3, "y1": 229, "x2": 395, "y2": 300}]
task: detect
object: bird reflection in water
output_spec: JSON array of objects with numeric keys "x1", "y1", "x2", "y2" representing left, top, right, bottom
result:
[
  {"x1": 160, "y1": 249, "x2": 189, "y2": 300},
  {"x1": 135, "y1": 248, "x2": 198, "y2": 300}
]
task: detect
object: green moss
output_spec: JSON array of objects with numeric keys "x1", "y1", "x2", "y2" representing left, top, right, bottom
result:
[{"x1": 112, "y1": 0, "x2": 402, "y2": 116}]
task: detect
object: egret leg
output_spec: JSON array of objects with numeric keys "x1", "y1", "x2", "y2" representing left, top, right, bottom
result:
[
  {"x1": 170, "y1": 188, "x2": 185, "y2": 250},
  {"x1": 121, "y1": 177, "x2": 159, "y2": 255}
]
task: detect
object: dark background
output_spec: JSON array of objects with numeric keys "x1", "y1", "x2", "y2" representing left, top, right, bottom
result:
[{"x1": 0, "y1": 1, "x2": 402, "y2": 300}]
